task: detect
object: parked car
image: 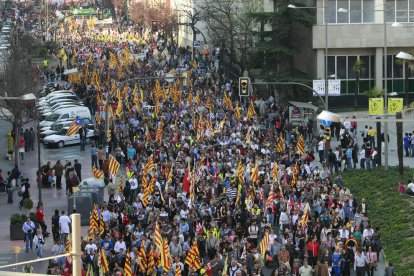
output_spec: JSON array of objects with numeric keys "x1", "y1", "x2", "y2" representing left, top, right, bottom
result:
[
  {"x1": 39, "y1": 118, "x2": 94, "y2": 140},
  {"x1": 43, "y1": 127, "x2": 96, "y2": 148}
]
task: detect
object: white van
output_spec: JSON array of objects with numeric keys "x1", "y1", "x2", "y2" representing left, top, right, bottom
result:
[{"x1": 39, "y1": 106, "x2": 91, "y2": 127}]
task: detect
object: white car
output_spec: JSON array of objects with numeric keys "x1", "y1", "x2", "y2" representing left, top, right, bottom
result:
[
  {"x1": 40, "y1": 118, "x2": 94, "y2": 140},
  {"x1": 43, "y1": 127, "x2": 96, "y2": 148}
]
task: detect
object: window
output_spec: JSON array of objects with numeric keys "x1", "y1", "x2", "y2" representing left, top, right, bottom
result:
[
  {"x1": 348, "y1": 56, "x2": 357, "y2": 78},
  {"x1": 337, "y1": 56, "x2": 347, "y2": 79},
  {"x1": 325, "y1": 0, "x2": 375, "y2": 23},
  {"x1": 383, "y1": 55, "x2": 404, "y2": 78},
  {"x1": 328, "y1": 55, "x2": 375, "y2": 80}
]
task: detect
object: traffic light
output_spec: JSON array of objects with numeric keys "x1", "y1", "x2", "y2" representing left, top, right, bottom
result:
[
  {"x1": 152, "y1": 21, "x2": 158, "y2": 32},
  {"x1": 239, "y1": 77, "x2": 250, "y2": 97}
]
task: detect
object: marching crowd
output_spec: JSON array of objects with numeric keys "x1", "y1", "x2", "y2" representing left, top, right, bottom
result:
[
  {"x1": 37, "y1": 14, "x2": 391, "y2": 276},
  {"x1": 4, "y1": 2, "x2": 394, "y2": 276}
]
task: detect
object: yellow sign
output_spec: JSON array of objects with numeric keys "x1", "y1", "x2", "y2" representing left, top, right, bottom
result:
[
  {"x1": 369, "y1": 98, "x2": 384, "y2": 115},
  {"x1": 13, "y1": 246, "x2": 21, "y2": 254},
  {"x1": 388, "y1": 98, "x2": 404, "y2": 115}
]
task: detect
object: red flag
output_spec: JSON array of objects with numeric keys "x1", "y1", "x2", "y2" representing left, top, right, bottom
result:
[{"x1": 183, "y1": 170, "x2": 190, "y2": 193}]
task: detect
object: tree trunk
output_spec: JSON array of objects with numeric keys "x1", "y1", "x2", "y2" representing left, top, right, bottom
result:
[
  {"x1": 354, "y1": 73, "x2": 359, "y2": 110},
  {"x1": 376, "y1": 121, "x2": 382, "y2": 166},
  {"x1": 13, "y1": 120, "x2": 20, "y2": 168},
  {"x1": 396, "y1": 112, "x2": 404, "y2": 175}
]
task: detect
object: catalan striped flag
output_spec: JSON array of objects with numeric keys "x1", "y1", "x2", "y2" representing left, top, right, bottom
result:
[
  {"x1": 66, "y1": 116, "x2": 83, "y2": 136},
  {"x1": 118, "y1": 175, "x2": 124, "y2": 193},
  {"x1": 109, "y1": 52, "x2": 117, "y2": 68},
  {"x1": 153, "y1": 80, "x2": 163, "y2": 100},
  {"x1": 246, "y1": 130, "x2": 251, "y2": 144},
  {"x1": 184, "y1": 239, "x2": 202, "y2": 271},
  {"x1": 259, "y1": 231, "x2": 269, "y2": 258},
  {"x1": 234, "y1": 102, "x2": 241, "y2": 120},
  {"x1": 277, "y1": 133, "x2": 285, "y2": 153},
  {"x1": 154, "y1": 222, "x2": 163, "y2": 251},
  {"x1": 161, "y1": 238, "x2": 172, "y2": 272},
  {"x1": 115, "y1": 98, "x2": 123, "y2": 116},
  {"x1": 299, "y1": 208, "x2": 309, "y2": 229},
  {"x1": 187, "y1": 92, "x2": 193, "y2": 105},
  {"x1": 246, "y1": 100, "x2": 256, "y2": 120},
  {"x1": 235, "y1": 183, "x2": 242, "y2": 206},
  {"x1": 237, "y1": 161, "x2": 243, "y2": 183},
  {"x1": 154, "y1": 100, "x2": 159, "y2": 116},
  {"x1": 88, "y1": 53, "x2": 93, "y2": 64},
  {"x1": 138, "y1": 242, "x2": 147, "y2": 272},
  {"x1": 175, "y1": 262, "x2": 181, "y2": 276},
  {"x1": 250, "y1": 163, "x2": 259, "y2": 184},
  {"x1": 155, "y1": 121, "x2": 163, "y2": 144},
  {"x1": 92, "y1": 166, "x2": 103, "y2": 179},
  {"x1": 108, "y1": 155, "x2": 120, "y2": 176},
  {"x1": 223, "y1": 92, "x2": 232, "y2": 110},
  {"x1": 272, "y1": 162, "x2": 278, "y2": 180},
  {"x1": 124, "y1": 250, "x2": 132, "y2": 276},
  {"x1": 194, "y1": 94, "x2": 201, "y2": 105},
  {"x1": 143, "y1": 157, "x2": 155, "y2": 175},
  {"x1": 66, "y1": 235, "x2": 71, "y2": 253},
  {"x1": 205, "y1": 97, "x2": 212, "y2": 111},
  {"x1": 265, "y1": 189, "x2": 277, "y2": 209},
  {"x1": 100, "y1": 249, "x2": 109, "y2": 273},
  {"x1": 297, "y1": 134, "x2": 305, "y2": 154},
  {"x1": 147, "y1": 246, "x2": 155, "y2": 274}
]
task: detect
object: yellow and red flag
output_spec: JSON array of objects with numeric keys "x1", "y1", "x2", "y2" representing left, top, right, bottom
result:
[
  {"x1": 108, "y1": 155, "x2": 120, "y2": 176},
  {"x1": 93, "y1": 166, "x2": 103, "y2": 179}
]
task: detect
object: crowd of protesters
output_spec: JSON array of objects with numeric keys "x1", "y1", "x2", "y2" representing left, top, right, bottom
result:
[{"x1": 3, "y1": 2, "x2": 393, "y2": 275}]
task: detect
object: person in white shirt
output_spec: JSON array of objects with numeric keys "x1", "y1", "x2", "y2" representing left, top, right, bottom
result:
[
  {"x1": 339, "y1": 226, "x2": 349, "y2": 240},
  {"x1": 363, "y1": 225, "x2": 374, "y2": 242},
  {"x1": 58, "y1": 211, "x2": 71, "y2": 244},
  {"x1": 407, "y1": 181, "x2": 414, "y2": 196},
  {"x1": 318, "y1": 139, "x2": 325, "y2": 163},
  {"x1": 299, "y1": 259, "x2": 313, "y2": 276},
  {"x1": 114, "y1": 237, "x2": 126, "y2": 253},
  {"x1": 354, "y1": 249, "x2": 369, "y2": 274},
  {"x1": 129, "y1": 174, "x2": 138, "y2": 203},
  {"x1": 85, "y1": 238, "x2": 98, "y2": 255}
]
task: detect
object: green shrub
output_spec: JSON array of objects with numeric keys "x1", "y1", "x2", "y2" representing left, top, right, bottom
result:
[{"x1": 38, "y1": 47, "x2": 47, "y2": 58}]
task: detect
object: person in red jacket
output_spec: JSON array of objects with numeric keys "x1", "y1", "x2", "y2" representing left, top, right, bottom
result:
[
  {"x1": 307, "y1": 236, "x2": 319, "y2": 267},
  {"x1": 36, "y1": 205, "x2": 50, "y2": 237}
]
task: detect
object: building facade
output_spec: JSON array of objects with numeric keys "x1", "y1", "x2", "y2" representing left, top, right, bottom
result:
[{"x1": 313, "y1": 0, "x2": 414, "y2": 95}]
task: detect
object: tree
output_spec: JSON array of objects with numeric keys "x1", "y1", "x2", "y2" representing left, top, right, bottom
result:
[
  {"x1": 0, "y1": 32, "x2": 37, "y2": 166},
  {"x1": 199, "y1": 0, "x2": 260, "y2": 70},
  {"x1": 129, "y1": 2, "x2": 146, "y2": 25},
  {"x1": 352, "y1": 59, "x2": 366, "y2": 110},
  {"x1": 248, "y1": 1, "x2": 313, "y2": 81}
]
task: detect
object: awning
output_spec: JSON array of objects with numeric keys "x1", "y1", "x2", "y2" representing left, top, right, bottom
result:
[
  {"x1": 317, "y1": 110, "x2": 342, "y2": 123},
  {"x1": 289, "y1": 101, "x2": 318, "y2": 111}
]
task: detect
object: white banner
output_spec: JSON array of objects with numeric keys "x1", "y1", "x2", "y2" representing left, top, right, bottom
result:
[{"x1": 313, "y1": 80, "x2": 341, "y2": 96}]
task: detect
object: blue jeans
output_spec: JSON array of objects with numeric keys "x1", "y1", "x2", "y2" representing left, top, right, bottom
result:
[
  {"x1": 411, "y1": 144, "x2": 414, "y2": 157},
  {"x1": 346, "y1": 157, "x2": 353, "y2": 170},
  {"x1": 365, "y1": 158, "x2": 371, "y2": 170},
  {"x1": 35, "y1": 244, "x2": 43, "y2": 258},
  {"x1": 61, "y1": 233, "x2": 68, "y2": 245},
  {"x1": 91, "y1": 155, "x2": 98, "y2": 168},
  {"x1": 80, "y1": 138, "x2": 86, "y2": 151},
  {"x1": 360, "y1": 158, "x2": 365, "y2": 169},
  {"x1": 25, "y1": 233, "x2": 33, "y2": 251}
]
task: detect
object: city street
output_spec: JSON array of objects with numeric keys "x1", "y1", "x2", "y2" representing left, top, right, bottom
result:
[{"x1": 0, "y1": 119, "x2": 95, "y2": 273}]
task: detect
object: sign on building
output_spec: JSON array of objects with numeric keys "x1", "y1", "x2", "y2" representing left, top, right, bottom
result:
[
  {"x1": 388, "y1": 98, "x2": 404, "y2": 115},
  {"x1": 313, "y1": 80, "x2": 341, "y2": 96},
  {"x1": 193, "y1": 40, "x2": 201, "y2": 47},
  {"x1": 368, "y1": 98, "x2": 384, "y2": 115}
]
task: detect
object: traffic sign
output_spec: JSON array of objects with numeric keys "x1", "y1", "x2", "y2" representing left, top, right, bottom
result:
[{"x1": 193, "y1": 40, "x2": 201, "y2": 47}]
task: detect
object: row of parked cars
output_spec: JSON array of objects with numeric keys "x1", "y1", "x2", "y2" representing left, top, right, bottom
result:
[{"x1": 37, "y1": 86, "x2": 96, "y2": 148}]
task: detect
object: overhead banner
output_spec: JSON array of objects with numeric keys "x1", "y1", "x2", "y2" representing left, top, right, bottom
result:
[
  {"x1": 313, "y1": 80, "x2": 341, "y2": 96},
  {"x1": 368, "y1": 98, "x2": 384, "y2": 115},
  {"x1": 388, "y1": 98, "x2": 404, "y2": 115}
]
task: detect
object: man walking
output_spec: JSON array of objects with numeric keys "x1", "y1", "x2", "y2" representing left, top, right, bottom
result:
[
  {"x1": 91, "y1": 145, "x2": 98, "y2": 168},
  {"x1": 74, "y1": 159, "x2": 82, "y2": 182},
  {"x1": 79, "y1": 126, "x2": 87, "y2": 152},
  {"x1": 51, "y1": 209, "x2": 60, "y2": 243},
  {"x1": 59, "y1": 211, "x2": 71, "y2": 244},
  {"x1": 36, "y1": 205, "x2": 49, "y2": 237},
  {"x1": 22, "y1": 216, "x2": 35, "y2": 252},
  {"x1": 52, "y1": 160, "x2": 64, "y2": 189}
]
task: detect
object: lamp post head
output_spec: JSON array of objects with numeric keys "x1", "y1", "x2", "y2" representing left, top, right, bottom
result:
[{"x1": 287, "y1": 4, "x2": 297, "y2": 9}]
